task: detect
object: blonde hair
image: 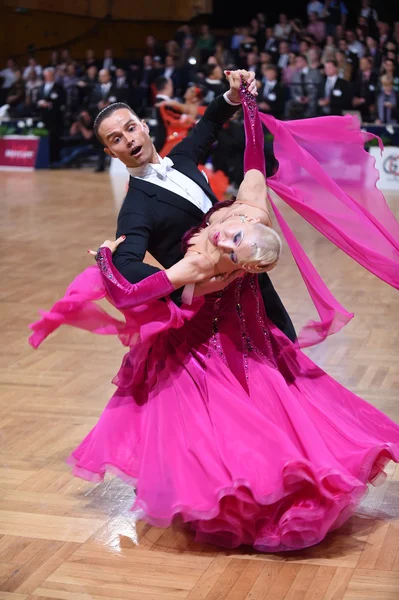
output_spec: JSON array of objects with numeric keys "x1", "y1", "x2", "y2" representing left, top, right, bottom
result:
[{"x1": 239, "y1": 223, "x2": 282, "y2": 273}]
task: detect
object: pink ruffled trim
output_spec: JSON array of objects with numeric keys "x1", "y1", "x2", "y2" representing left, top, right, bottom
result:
[{"x1": 67, "y1": 442, "x2": 398, "y2": 551}]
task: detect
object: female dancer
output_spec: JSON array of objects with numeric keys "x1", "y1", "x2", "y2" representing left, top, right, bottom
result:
[{"x1": 29, "y1": 83, "x2": 399, "y2": 552}]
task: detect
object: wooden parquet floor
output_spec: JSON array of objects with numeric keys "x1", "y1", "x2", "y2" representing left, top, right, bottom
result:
[{"x1": 0, "y1": 170, "x2": 399, "y2": 600}]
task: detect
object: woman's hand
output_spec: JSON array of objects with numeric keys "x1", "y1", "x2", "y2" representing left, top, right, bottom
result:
[
  {"x1": 87, "y1": 235, "x2": 126, "y2": 258},
  {"x1": 224, "y1": 69, "x2": 257, "y2": 103}
]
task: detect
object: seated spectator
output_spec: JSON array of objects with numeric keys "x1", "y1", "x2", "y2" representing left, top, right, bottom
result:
[
  {"x1": 101, "y1": 48, "x2": 116, "y2": 73},
  {"x1": 1, "y1": 58, "x2": 17, "y2": 105},
  {"x1": 307, "y1": 12, "x2": 326, "y2": 44},
  {"x1": 249, "y1": 17, "x2": 266, "y2": 50},
  {"x1": 257, "y1": 64, "x2": 285, "y2": 119},
  {"x1": 239, "y1": 27, "x2": 257, "y2": 57},
  {"x1": 51, "y1": 110, "x2": 95, "y2": 169},
  {"x1": 286, "y1": 53, "x2": 322, "y2": 118},
  {"x1": 277, "y1": 41, "x2": 291, "y2": 71},
  {"x1": 165, "y1": 40, "x2": 181, "y2": 62},
  {"x1": 359, "y1": 0, "x2": 378, "y2": 37},
  {"x1": 381, "y1": 58, "x2": 399, "y2": 92},
  {"x1": 290, "y1": 19, "x2": 307, "y2": 52},
  {"x1": 346, "y1": 30, "x2": 366, "y2": 58},
  {"x1": 137, "y1": 55, "x2": 159, "y2": 110},
  {"x1": 376, "y1": 75, "x2": 397, "y2": 124},
  {"x1": 366, "y1": 36, "x2": 383, "y2": 70},
  {"x1": 145, "y1": 35, "x2": 165, "y2": 61},
  {"x1": 214, "y1": 41, "x2": 235, "y2": 70},
  {"x1": 377, "y1": 22, "x2": 390, "y2": 51},
  {"x1": 264, "y1": 27, "x2": 279, "y2": 58},
  {"x1": 23, "y1": 57, "x2": 42, "y2": 81},
  {"x1": 47, "y1": 51, "x2": 60, "y2": 69},
  {"x1": 274, "y1": 13, "x2": 292, "y2": 39},
  {"x1": 338, "y1": 39, "x2": 358, "y2": 79},
  {"x1": 159, "y1": 55, "x2": 182, "y2": 96},
  {"x1": 335, "y1": 50, "x2": 354, "y2": 81},
  {"x1": 322, "y1": 1, "x2": 349, "y2": 37},
  {"x1": 259, "y1": 51, "x2": 274, "y2": 69},
  {"x1": 307, "y1": 1, "x2": 324, "y2": 18},
  {"x1": 115, "y1": 66, "x2": 132, "y2": 104},
  {"x1": 318, "y1": 59, "x2": 352, "y2": 115},
  {"x1": 37, "y1": 67, "x2": 65, "y2": 164},
  {"x1": 175, "y1": 24, "x2": 192, "y2": 48},
  {"x1": 197, "y1": 24, "x2": 216, "y2": 62},
  {"x1": 6, "y1": 69, "x2": 25, "y2": 117},
  {"x1": 78, "y1": 65, "x2": 98, "y2": 107},
  {"x1": 89, "y1": 69, "x2": 118, "y2": 116},
  {"x1": 245, "y1": 52, "x2": 261, "y2": 78},
  {"x1": 308, "y1": 47, "x2": 323, "y2": 72},
  {"x1": 202, "y1": 64, "x2": 228, "y2": 104},
  {"x1": 85, "y1": 49, "x2": 100, "y2": 71},
  {"x1": 352, "y1": 56, "x2": 378, "y2": 121},
  {"x1": 281, "y1": 52, "x2": 298, "y2": 85},
  {"x1": 25, "y1": 68, "x2": 42, "y2": 114},
  {"x1": 321, "y1": 35, "x2": 338, "y2": 63}
]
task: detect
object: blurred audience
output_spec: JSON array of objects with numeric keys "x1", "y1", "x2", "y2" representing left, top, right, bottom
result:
[{"x1": 1, "y1": 3, "x2": 398, "y2": 176}]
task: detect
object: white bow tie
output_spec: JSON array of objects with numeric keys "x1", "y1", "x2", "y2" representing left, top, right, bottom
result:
[{"x1": 151, "y1": 156, "x2": 174, "y2": 180}]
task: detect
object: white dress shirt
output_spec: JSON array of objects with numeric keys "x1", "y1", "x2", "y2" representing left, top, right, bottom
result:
[
  {"x1": 127, "y1": 92, "x2": 240, "y2": 213},
  {"x1": 263, "y1": 79, "x2": 277, "y2": 98},
  {"x1": 128, "y1": 155, "x2": 213, "y2": 213},
  {"x1": 43, "y1": 81, "x2": 54, "y2": 96},
  {"x1": 325, "y1": 75, "x2": 338, "y2": 98}
]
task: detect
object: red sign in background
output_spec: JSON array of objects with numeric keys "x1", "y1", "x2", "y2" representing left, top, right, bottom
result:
[{"x1": 0, "y1": 136, "x2": 39, "y2": 169}]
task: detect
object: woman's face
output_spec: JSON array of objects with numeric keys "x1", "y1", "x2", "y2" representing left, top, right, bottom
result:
[
  {"x1": 207, "y1": 216, "x2": 259, "y2": 266},
  {"x1": 184, "y1": 87, "x2": 197, "y2": 102}
]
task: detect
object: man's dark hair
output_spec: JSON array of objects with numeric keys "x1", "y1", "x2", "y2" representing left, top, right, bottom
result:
[
  {"x1": 154, "y1": 75, "x2": 170, "y2": 92},
  {"x1": 205, "y1": 63, "x2": 219, "y2": 78},
  {"x1": 325, "y1": 59, "x2": 338, "y2": 68},
  {"x1": 93, "y1": 102, "x2": 138, "y2": 144}
]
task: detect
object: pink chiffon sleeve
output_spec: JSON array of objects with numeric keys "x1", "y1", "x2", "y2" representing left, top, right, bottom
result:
[
  {"x1": 240, "y1": 83, "x2": 399, "y2": 348},
  {"x1": 29, "y1": 248, "x2": 175, "y2": 349}
]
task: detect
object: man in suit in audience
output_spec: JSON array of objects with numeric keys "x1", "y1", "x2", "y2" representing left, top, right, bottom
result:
[
  {"x1": 286, "y1": 54, "x2": 322, "y2": 118},
  {"x1": 257, "y1": 64, "x2": 285, "y2": 119},
  {"x1": 36, "y1": 67, "x2": 66, "y2": 164},
  {"x1": 89, "y1": 69, "x2": 118, "y2": 115},
  {"x1": 318, "y1": 60, "x2": 352, "y2": 116},
  {"x1": 352, "y1": 56, "x2": 378, "y2": 122},
  {"x1": 89, "y1": 69, "x2": 119, "y2": 172},
  {"x1": 151, "y1": 75, "x2": 176, "y2": 151}
]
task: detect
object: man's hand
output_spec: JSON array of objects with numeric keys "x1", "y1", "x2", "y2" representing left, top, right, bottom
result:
[
  {"x1": 224, "y1": 69, "x2": 257, "y2": 104},
  {"x1": 87, "y1": 235, "x2": 126, "y2": 257},
  {"x1": 193, "y1": 270, "x2": 243, "y2": 297}
]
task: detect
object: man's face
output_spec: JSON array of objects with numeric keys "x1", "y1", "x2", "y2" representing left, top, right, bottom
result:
[
  {"x1": 44, "y1": 70, "x2": 54, "y2": 83},
  {"x1": 360, "y1": 57, "x2": 370, "y2": 71},
  {"x1": 99, "y1": 108, "x2": 155, "y2": 168},
  {"x1": 88, "y1": 66, "x2": 97, "y2": 79},
  {"x1": 99, "y1": 70, "x2": 111, "y2": 84},
  {"x1": 296, "y1": 57, "x2": 307, "y2": 71},
  {"x1": 266, "y1": 69, "x2": 277, "y2": 81},
  {"x1": 325, "y1": 62, "x2": 337, "y2": 77}
]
